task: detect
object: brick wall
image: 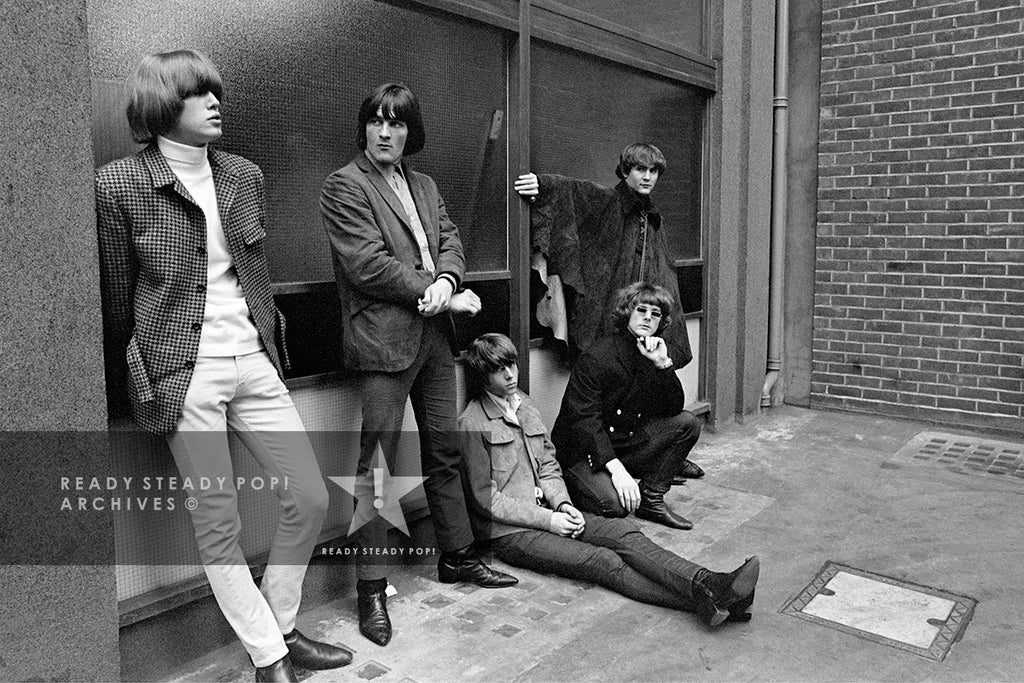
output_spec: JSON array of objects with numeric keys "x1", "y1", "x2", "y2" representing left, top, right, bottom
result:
[{"x1": 815, "y1": 0, "x2": 1024, "y2": 435}]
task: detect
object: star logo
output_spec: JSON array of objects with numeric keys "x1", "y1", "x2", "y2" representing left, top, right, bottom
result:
[{"x1": 327, "y1": 445, "x2": 426, "y2": 537}]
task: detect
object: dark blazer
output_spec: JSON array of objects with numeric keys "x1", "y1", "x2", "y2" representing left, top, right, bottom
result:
[
  {"x1": 320, "y1": 153, "x2": 465, "y2": 372},
  {"x1": 95, "y1": 144, "x2": 286, "y2": 435},
  {"x1": 551, "y1": 330, "x2": 686, "y2": 472}
]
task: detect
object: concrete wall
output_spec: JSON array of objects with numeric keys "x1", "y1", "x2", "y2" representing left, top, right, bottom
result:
[
  {"x1": 704, "y1": 0, "x2": 777, "y2": 426},
  {"x1": 815, "y1": 0, "x2": 1024, "y2": 436},
  {"x1": 0, "y1": 0, "x2": 120, "y2": 679}
]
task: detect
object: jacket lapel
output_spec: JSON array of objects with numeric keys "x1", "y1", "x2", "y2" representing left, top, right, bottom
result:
[
  {"x1": 141, "y1": 144, "x2": 198, "y2": 208},
  {"x1": 407, "y1": 166, "x2": 438, "y2": 259},
  {"x1": 208, "y1": 150, "x2": 239, "y2": 235},
  {"x1": 356, "y1": 153, "x2": 413, "y2": 231}
]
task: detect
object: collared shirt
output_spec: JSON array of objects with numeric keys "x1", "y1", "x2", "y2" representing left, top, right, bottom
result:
[
  {"x1": 486, "y1": 389, "x2": 522, "y2": 426},
  {"x1": 366, "y1": 153, "x2": 435, "y2": 273}
]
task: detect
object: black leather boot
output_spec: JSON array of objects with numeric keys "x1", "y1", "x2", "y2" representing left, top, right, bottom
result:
[
  {"x1": 438, "y1": 545, "x2": 518, "y2": 588},
  {"x1": 357, "y1": 578, "x2": 392, "y2": 646},
  {"x1": 283, "y1": 629, "x2": 352, "y2": 670},
  {"x1": 635, "y1": 483, "x2": 693, "y2": 530},
  {"x1": 691, "y1": 556, "x2": 760, "y2": 626},
  {"x1": 255, "y1": 655, "x2": 297, "y2": 682}
]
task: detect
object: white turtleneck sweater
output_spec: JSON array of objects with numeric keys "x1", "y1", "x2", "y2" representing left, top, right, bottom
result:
[{"x1": 157, "y1": 136, "x2": 263, "y2": 357}]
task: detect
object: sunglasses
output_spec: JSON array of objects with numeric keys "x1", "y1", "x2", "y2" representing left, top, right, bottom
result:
[{"x1": 633, "y1": 305, "x2": 663, "y2": 319}]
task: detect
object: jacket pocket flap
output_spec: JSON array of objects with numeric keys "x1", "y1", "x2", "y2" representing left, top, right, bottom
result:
[
  {"x1": 523, "y1": 422, "x2": 547, "y2": 438},
  {"x1": 483, "y1": 428, "x2": 515, "y2": 445},
  {"x1": 126, "y1": 337, "x2": 156, "y2": 404},
  {"x1": 240, "y1": 220, "x2": 267, "y2": 246}
]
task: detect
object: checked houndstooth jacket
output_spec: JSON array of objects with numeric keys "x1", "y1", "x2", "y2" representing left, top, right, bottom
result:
[{"x1": 96, "y1": 144, "x2": 288, "y2": 435}]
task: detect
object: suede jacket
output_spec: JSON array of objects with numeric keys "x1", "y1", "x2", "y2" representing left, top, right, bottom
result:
[{"x1": 458, "y1": 393, "x2": 572, "y2": 540}]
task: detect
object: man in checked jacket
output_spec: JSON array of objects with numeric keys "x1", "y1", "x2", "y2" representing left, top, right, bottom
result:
[{"x1": 95, "y1": 50, "x2": 349, "y2": 682}]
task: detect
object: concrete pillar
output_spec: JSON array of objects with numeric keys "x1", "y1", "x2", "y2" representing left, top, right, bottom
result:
[
  {"x1": 783, "y1": 0, "x2": 823, "y2": 407},
  {"x1": 0, "y1": 0, "x2": 120, "y2": 679},
  {"x1": 705, "y1": 0, "x2": 776, "y2": 425}
]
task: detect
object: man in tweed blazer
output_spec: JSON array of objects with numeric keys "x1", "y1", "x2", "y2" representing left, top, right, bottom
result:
[
  {"x1": 96, "y1": 50, "x2": 349, "y2": 682},
  {"x1": 96, "y1": 138, "x2": 284, "y2": 434}
]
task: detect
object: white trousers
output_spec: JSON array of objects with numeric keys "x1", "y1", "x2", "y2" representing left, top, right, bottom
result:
[{"x1": 166, "y1": 351, "x2": 328, "y2": 667}]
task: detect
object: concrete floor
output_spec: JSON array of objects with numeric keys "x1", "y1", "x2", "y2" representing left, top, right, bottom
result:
[{"x1": 165, "y1": 406, "x2": 1023, "y2": 682}]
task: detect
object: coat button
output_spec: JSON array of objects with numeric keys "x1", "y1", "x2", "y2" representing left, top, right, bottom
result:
[
  {"x1": 196, "y1": 284, "x2": 206, "y2": 293},
  {"x1": 191, "y1": 322, "x2": 202, "y2": 332},
  {"x1": 629, "y1": 432, "x2": 634, "y2": 437},
  {"x1": 197, "y1": 245, "x2": 206, "y2": 254},
  {"x1": 608, "y1": 426, "x2": 614, "y2": 433},
  {"x1": 616, "y1": 409, "x2": 622, "y2": 415},
  {"x1": 185, "y1": 360, "x2": 195, "y2": 369}
]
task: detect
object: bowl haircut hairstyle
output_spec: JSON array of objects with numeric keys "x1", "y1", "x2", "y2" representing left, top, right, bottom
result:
[
  {"x1": 615, "y1": 143, "x2": 667, "y2": 180},
  {"x1": 125, "y1": 49, "x2": 224, "y2": 144},
  {"x1": 609, "y1": 281, "x2": 676, "y2": 335},
  {"x1": 465, "y1": 333, "x2": 519, "y2": 398},
  {"x1": 356, "y1": 83, "x2": 426, "y2": 156}
]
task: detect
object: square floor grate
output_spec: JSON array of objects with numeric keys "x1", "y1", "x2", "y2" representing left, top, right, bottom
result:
[
  {"x1": 781, "y1": 561, "x2": 976, "y2": 661},
  {"x1": 888, "y1": 431, "x2": 1024, "y2": 481}
]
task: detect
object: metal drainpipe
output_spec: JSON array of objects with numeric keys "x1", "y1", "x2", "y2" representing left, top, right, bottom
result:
[{"x1": 761, "y1": 0, "x2": 790, "y2": 408}]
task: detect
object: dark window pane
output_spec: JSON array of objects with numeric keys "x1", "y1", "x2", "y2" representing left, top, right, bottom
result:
[
  {"x1": 551, "y1": 0, "x2": 705, "y2": 55},
  {"x1": 88, "y1": 0, "x2": 508, "y2": 281},
  {"x1": 676, "y1": 264, "x2": 703, "y2": 315}
]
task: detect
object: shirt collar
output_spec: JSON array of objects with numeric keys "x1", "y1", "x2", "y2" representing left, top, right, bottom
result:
[{"x1": 485, "y1": 390, "x2": 521, "y2": 422}]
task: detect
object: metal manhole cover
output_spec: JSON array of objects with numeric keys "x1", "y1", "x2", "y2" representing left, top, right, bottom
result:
[
  {"x1": 780, "y1": 561, "x2": 976, "y2": 661},
  {"x1": 887, "y1": 431, "x2": 1024, "y2": 481}
]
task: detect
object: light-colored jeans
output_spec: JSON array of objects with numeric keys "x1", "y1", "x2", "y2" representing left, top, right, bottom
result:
[{"x1": 166, "y1": 351, "x2": 328, "y2": 667}]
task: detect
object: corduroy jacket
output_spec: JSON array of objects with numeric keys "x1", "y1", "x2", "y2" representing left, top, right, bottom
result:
[
  {"x1": 320, "y1": 153, "x2": 464, "y2": 372},
  {"x1": 95, "y1": 144, "x2": 287, "y2": 434}
]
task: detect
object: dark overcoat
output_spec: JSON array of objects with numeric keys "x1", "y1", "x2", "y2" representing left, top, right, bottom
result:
[{"x1": 530, "y1": 174, "x2": 693, "y2": 366}]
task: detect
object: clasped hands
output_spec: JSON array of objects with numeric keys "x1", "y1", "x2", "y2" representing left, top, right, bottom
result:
[
  {"x1": 548, "y1": 503, "x2": 586, "y2": 538},
  {"x1": 417, "y1": 278, "x2": 481, "y2": 317}
]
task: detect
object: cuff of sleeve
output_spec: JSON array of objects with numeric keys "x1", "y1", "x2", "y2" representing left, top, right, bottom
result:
[{"x1": 436, "y1": 272, "x2": 459, "y2": 291}]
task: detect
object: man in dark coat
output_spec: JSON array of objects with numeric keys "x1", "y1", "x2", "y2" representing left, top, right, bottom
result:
[
  {"x1": 551, "y1": 283, "x2": 703, "y2": 530},
  {"x1": 514, "y1": 143, "x2": 692, "y2": 365}
]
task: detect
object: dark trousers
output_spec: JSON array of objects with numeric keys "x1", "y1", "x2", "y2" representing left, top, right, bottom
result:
[
  {"x1": 563, "y1": 411, "x2": 701, "y2": 518},
  {"x1": 491, "y1": 513, "x2": 702, "y2": 610},
  {"x1": 356, "y1": 319, "x2": 473, "y2": 580}
]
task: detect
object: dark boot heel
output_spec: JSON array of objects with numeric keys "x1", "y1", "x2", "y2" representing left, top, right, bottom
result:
[{"x1": 691, "y1": 556, "x2": 760, "y2": 627}]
